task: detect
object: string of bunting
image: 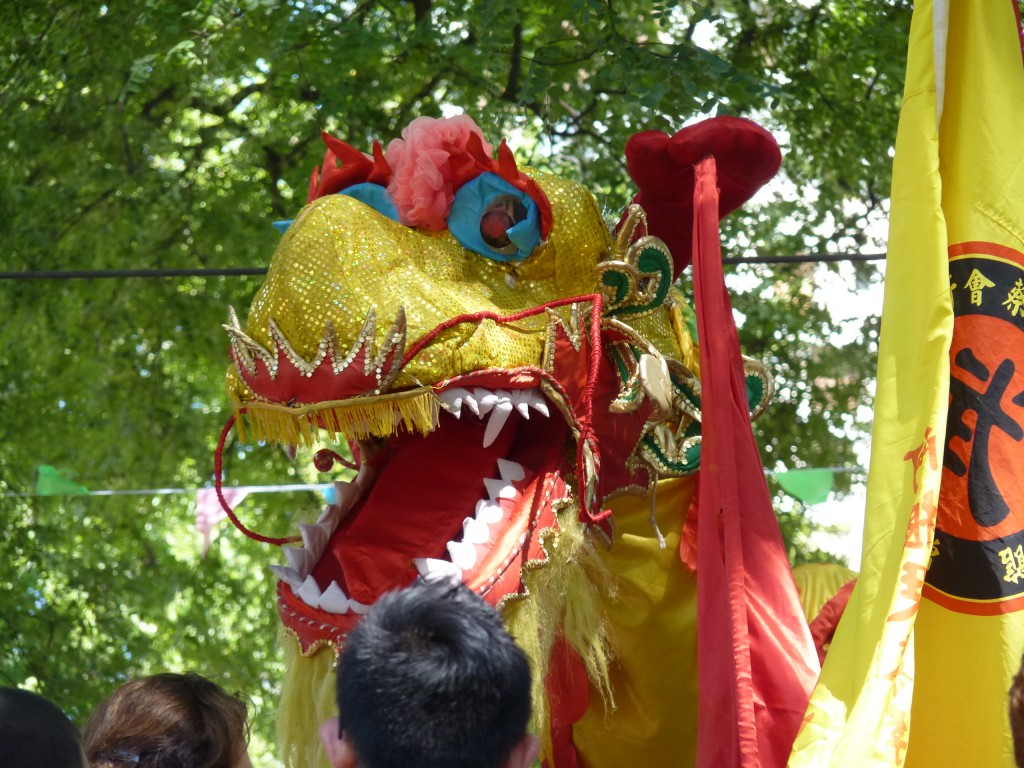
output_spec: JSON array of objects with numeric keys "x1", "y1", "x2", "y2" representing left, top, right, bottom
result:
[
  {"x1": 6, "y1": 464, "x2": 864, "y2": 554},
  {"x1": 7, "y1": 465, "x2": 341, "y2": 556},
  {"x1": 10, "y1": 464, "x2": 865, "y2": 503},
  {"x1": 0, "y1": 253, "x2": 886, "y2": 281}
]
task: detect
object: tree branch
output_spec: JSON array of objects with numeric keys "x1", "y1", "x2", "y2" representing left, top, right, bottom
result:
[
  {"x1": 410, "y1": 0, "x2": 431, "y2": 25},
  {"x1": 501, "y1": 23, "x2": 523, "y2": 102}
]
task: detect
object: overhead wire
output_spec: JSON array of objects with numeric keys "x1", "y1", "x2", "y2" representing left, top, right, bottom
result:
[{"x1": 0, "y1": 253, "x2": 886, "y2": 281}]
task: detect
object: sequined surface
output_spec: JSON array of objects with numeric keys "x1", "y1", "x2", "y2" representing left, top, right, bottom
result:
[{"x1": 226, "y1": 168, "x2": 691, "y2": 431}]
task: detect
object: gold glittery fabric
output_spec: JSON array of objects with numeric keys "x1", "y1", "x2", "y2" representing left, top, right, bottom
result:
[{"x1": 226, "y1": 169, "x2": 691, "y2": 438}]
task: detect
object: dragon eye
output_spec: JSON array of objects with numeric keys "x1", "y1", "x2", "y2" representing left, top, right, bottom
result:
[
  {"x1": 480, "y1": 195, "x2": 528, "y2": 254},
  {"x1": 449, "y1": 173, "x2": 541, "y2": 263}
]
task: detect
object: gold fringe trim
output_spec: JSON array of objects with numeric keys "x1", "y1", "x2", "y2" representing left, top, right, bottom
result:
[
  {"x1": 278, "y1": 632, "x2": 337, "y2": 768},
  {"x1": 232, "y1": 388, "x2": 439, "y2": 446},
  {"x1": 503, "y1": 503, "x2": 614, "y2": 761},
  {"x1": 667, "y1": 298, "x2": 700, "y2": 376}
]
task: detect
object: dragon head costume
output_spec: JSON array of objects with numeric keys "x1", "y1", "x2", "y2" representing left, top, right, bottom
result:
[{"x1": 218, "y1": 113, "x2": 816, "y2": 767}]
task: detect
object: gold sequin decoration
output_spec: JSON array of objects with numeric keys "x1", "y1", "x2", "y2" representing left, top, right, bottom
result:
[{"x1": 225, "y1": 168, "x2": 704, "y2": 445}]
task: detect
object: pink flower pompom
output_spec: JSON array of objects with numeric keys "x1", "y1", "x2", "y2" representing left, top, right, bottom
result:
[{"x1": 385, "y1": 115, "x2": 493, "y2": 230}]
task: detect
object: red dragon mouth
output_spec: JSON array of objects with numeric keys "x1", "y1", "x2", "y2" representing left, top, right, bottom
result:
[
  {"x1": 271, "y1": 381, "x2": 573, "y2": 652},
  {"x1": 218, "y1": 283, "x2": 722, "y2": 655},
  {"x1": 219, "y1": 287, "x2": 706, "y2": 652}
]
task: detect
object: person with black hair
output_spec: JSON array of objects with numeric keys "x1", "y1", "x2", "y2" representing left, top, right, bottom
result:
[
  {"x1": 319, "y1": 579, "x2": 539, "y2": 768},
  {"x1": 0, "y1": 687, "x2": 86, "y2": 768}
]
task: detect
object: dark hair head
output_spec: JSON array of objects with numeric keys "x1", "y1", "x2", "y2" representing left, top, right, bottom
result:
[
  {"x1": 336, "y1": 580, "x2": 532, "y2": 768},
  {"x1": 83, "y1": 673, "x2": 249, "y2": 768},
  {"x1": 0, "y1": 687, "x2": 85, "y2": 768}
]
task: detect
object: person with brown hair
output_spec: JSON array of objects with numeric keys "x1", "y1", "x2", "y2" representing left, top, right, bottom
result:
[
  {"x1": 83, "y1": 672, "x2": 251, "y2": 768},
  {"x1": 0, "y1": 687, "x2": 86, "y2": 768}
]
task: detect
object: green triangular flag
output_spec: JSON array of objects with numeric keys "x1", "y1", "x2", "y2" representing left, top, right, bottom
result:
[
  {"x1": 36, "y1": 465, "x2": 89, "y2": 496},
  {"x1": 774, "y1": 468, "x2": 833, "y2": 505}
]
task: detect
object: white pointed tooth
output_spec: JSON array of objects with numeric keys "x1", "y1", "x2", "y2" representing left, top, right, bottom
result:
[
  {"x1": 462, "y1": 392, "x2": 481, "y2": 417},
  {"x1": 414, "y1": 557, "x2": 464, "y2": 583},
  {"x1": 316, "y1": 506, "x2": 334, "y2": 526},
  {"x1": 299, "y1": 522, "x2": 330, "y2": 554},
  {"x1": 483, "y1": 477, "x2": 517, "y2": 501},
  {"x1": 349, "y1": 600, "x2": 371, "y2": 616},
  {"x1": 493, "y1": 390, "x2": 516, "y2": 417},
  {"x1": 296, "y1": 575, "x2": 322, "y2": 607},
  {"x1": 284, "y1": 546, "x2": 313, "y2": 577},
  {"x1": 477, "y1": 390, "x2": 498, "y2": 415},
  {"x1": 447, "y1": 540, "x2": 478, "y2": 571},
  {"x1": 482, "y1": 400, "x2": 514, "y2": 447},
  {"x1": 463, "y1": 516, "x2": 491, "y2": 545},
  {"x1": 317, "y1": 581, "x2": 350, "y2": 614},
  {"x1": 475, "y1": 499, "x2": 504, "y2": 525},
  {"x1": 335, "y1": 477, "x2": 362, "y2": 508},
  {"x1": 497, "y1": 458, "x2": 526, "y2": 483},
  {"x1": 440, "y1": 387, "x2": 471, "y2": 418},
  {"x1": 269, "y1": 565, "x2": 303, "y2": 588},
  {"x1": 317, "y1": 479, "x2": 360, "y2": 530},
  {"x1": 530, "y1": 397, "x2": 549, "y2": 417},
  {"x1": 511, "y1": 392, "x2": 531, "y2": 418},
  {"x1": 440, "y1": 386, "x2": 470, "y2": 404}
]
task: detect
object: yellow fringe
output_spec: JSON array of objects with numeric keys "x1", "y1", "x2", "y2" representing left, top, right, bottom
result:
[
  {"x1": 503, "y1": 509, "x2": 615, "y2": 763},
  {"x1": 668, "y1": 299, "x2": 700, "y2": 376},
  {"x1": 275, "y1": 510, "x2": 614, "y2": 768},
  {"x1": 278, "y1": 633, "x2": 337, "y2": 768},
  {"x1": 232, "y1": 388, "x2": 440, "y2": 446}
]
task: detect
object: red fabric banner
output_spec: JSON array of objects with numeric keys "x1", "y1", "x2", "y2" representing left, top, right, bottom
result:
[{"x1": 691, "y1": 157, "x2": 818, "y2": 767}]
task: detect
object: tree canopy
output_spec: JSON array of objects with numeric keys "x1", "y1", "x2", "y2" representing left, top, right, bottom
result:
[{"x1": 0, "y1": 1, "x2": 908, "y2": 762}]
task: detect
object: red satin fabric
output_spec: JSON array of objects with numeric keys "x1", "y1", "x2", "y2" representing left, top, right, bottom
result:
[
  {"x1": 624, "y1": 118, "x2": 781, "y2": 277},
  {"x1": 691, "y1": 157, "x2": 819, "y2": 768}
]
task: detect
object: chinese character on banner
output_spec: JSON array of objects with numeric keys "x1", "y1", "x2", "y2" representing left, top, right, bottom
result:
[
  {"x1": 1000, "y1": 544, "x2": 1024, "y2": 585},
  {"x1": 1003, "y1": 278, "x2": 1024, "y2": 317},
  {"x1": 964, "y1": 268, "x2": 995, "y2": 306}
]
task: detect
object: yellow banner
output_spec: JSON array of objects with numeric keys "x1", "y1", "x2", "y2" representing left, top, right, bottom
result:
[
  {"x1": 792, "y1": 2, "x2": 1024, "y2": 765},
  {"x1": 789, "y1": 0, "x2": 953, "y2": 763},
  {"x1": 908, "y1": 1, "x2": 1024, "y2": 765}
]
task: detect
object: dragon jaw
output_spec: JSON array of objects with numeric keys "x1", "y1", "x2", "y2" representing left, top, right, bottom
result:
[{"x1": 269, "y1": 379, "x2": 577, "y2": 653}]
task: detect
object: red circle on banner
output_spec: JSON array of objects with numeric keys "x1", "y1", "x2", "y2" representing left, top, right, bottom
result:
[
  {"x1": 940, "y1": 312, "x2": 1024, "y2": 541},
  {"x1": 925, "y1": 241, "x2": 1024, "y2": 614}
]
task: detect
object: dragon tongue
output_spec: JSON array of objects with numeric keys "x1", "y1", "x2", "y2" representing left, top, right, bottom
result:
[{"x1": 315, "y1": 411, "x2": 517, "y2": 605}]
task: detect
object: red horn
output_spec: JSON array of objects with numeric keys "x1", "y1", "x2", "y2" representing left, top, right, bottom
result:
[
  {"x1": 368, "y1": 140, "x2": 393, "y2": 186},
  {"x1": 307, "y1": 133, "x2": 374, "y2": 203}
]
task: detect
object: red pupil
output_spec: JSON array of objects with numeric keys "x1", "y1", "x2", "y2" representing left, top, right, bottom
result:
[{"x1": 481, "y1": 209, "x2": 514, "y2": 246}]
